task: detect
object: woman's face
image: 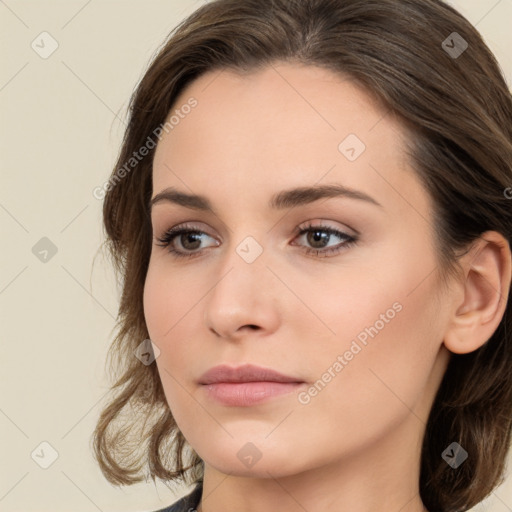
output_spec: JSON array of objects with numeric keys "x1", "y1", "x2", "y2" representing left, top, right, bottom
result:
[{"x1": 144, "y1": 63, "x2": 453, "y2": 479}]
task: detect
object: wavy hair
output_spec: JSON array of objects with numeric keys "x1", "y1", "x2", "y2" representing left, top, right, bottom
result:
[{"x1": 92, "y1": 1, "x2": 512, "y2": 510}]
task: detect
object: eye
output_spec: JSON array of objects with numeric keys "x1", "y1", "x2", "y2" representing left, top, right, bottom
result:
[
  {"x1": 155, "y1": 221, "x2": 358, "y2": 260},
  {"x1": 291, "y1": 222, "x2": 358, "y2": 258},
  {"x1": 155, "y1": 223, "x2": 219, "y2": 259}
]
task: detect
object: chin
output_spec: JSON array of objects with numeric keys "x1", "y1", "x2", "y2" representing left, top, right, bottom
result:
[
  {"x1": 199, "y1": 440, "x2": 310, "y2": 478},
  {"x1": 206, "y1": 456, "x2": 298, "y2": 479}
]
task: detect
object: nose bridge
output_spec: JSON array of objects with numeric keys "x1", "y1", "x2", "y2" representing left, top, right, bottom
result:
[
  {"x1": 209, "y1": 233, "x2": 269, "y2": 308},
  {"x1": 203, "y1": 232, "x2": 279, "y2": 337}
]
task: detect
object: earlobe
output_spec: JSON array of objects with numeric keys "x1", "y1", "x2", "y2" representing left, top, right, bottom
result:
[{"x1": 443, "y1": 231, "x2": 512, "y2": 355}]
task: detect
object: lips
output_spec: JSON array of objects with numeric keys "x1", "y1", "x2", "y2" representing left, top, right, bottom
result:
[
  {"x1": 198, "y1": 364, "x2": 303, "y2": 385},
  {"x1": 198, "y1": 364, "x2": 305, "y2": 407}
]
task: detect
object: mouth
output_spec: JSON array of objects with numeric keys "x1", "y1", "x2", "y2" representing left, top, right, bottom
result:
[
  {"x1": 198, "y1": 364, "x2": 305, "y2": 406},
  {"x1": 201, "y1": 381, "x2": 305, "y2": 406},
  {"x1": 198, "y1": 363, "x2": 303, "y2": 385}
]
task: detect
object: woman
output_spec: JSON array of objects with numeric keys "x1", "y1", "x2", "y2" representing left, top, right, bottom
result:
[{"x1": 92, "y1": 1, "x2": 512, "y2": 511}]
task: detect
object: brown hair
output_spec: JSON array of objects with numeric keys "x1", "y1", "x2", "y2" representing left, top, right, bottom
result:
[{"x1": 92, "y1": 0, "x2": 512, "y2": 510}]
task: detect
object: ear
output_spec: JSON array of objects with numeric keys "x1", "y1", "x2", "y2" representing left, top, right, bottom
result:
[{"x1": 443, "y1": 231, "x2": 512, "y2": 355}]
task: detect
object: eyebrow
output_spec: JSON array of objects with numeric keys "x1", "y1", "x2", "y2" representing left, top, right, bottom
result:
[{"x1": 149, "y1": 184, "x2": 383, "y2": 213}]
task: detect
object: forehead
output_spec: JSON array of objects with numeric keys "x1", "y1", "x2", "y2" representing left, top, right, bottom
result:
[
  {"x1": 152, "y1": 63, "x2": 426, "y2": 216},
  {"x1": 156, "y1": 63, "x2": 394, "y2": 157}
]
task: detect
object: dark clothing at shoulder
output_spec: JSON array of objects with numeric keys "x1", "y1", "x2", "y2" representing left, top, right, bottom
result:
[{"x1": 152, "y1": 483, "x2": 203, "y2": 512}]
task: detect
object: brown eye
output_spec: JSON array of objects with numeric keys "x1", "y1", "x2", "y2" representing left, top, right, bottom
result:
[
  {"x1": 306, "y1": 230, "x2": 332, "y2": 249},
  {"x1": 155, "y1": 226, "x2": 219, "y2": 259},
  {"x1": 292, "y1": 224, "x2": 358, "y2": 258},
  {"x1": 179, "y1": 232, "x2": 203, "y2": 251}
]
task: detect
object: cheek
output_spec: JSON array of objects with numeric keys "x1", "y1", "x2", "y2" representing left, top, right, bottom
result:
[
  {"x1": 143, "y1": 262, "x2": 198, "y2": 423},
  {"x1": 290, "y1": 243, "x2": 443, "y2": 430},
  {"x1": 143, "y1": 263, "x2": 166, "y2": 340},
  {"x1": 143, "y1": 259, "x2": 204, "y2": 341},
  {"x1": 143, "y1": 261, "x2": 190, "y2": 386}
]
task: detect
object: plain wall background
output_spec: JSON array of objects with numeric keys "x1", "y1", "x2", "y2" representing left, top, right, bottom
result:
[{"x1": 1, "y1": 1, "x2": 511, "y2": 511}]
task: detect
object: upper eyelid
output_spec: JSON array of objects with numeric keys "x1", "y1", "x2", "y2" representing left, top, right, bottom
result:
[
  {"x1": 151, "y1": 209, "x2": 232, "y2": 235},
  {"x1": 150, "y1": 204, "x2": 361, "y2": 232},
  {"x1": 154, "y1": 221, "x2": 215, "y2": 235},
  {"x1": 293, "y1": 220, "x2": 355, "y2": 236},
  {"x1": 155, "y1": 217, "x2": 355, "y2": 233}
]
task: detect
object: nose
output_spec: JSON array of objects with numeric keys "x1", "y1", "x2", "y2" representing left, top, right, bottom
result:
[{"x1": 203, "y1": 241, "x2": 280, "y2": 340}]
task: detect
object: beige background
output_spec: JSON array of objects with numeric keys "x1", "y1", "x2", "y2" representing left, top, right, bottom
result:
[{"x1": 1, "y1": 0, "x2": 511, "y2": 511}]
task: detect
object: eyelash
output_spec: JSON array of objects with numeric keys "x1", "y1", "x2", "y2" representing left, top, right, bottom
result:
[{"x1": 155, "y1": 222, "x2": 358, "y2": 260}]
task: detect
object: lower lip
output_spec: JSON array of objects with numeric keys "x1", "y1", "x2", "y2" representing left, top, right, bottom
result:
[{"x1": 201, "y1": 381, "x2": 304, "y2": 406}]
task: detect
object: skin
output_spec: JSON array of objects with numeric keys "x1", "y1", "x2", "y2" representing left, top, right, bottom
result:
[{"x1": 143, "y1": 62, "x2": 511, "y2": 512}]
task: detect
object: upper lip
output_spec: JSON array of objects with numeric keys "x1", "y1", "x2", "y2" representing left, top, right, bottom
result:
[{"x1": 198, "y1": 364, "x2": 304, "y2": 384}]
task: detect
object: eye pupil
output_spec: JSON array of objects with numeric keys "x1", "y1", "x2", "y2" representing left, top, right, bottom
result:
[
  {"x1": 181, "y1": 232, "x2": 202, "y2": 250},
  {"x1": 307, "y1": 230, "x2": 329, "y2": 248}
]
